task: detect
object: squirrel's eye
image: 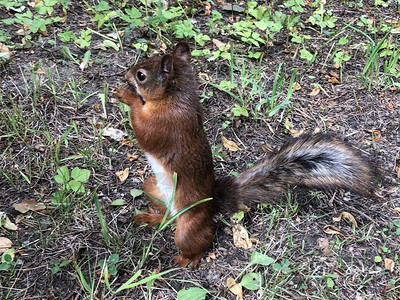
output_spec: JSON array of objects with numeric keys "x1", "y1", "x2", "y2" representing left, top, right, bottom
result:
[{"x1": 137, "y1": 71, "x2": 146, "y2": 81}]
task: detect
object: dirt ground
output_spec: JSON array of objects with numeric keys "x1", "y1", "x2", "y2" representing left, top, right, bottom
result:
[{"x1": 0, "y1": 1, "x2": 399, "y2": 299}]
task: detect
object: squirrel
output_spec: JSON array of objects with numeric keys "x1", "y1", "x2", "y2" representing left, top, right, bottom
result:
[{"x1": 115, "y1": 42, "x2": 375, "y2": 268}]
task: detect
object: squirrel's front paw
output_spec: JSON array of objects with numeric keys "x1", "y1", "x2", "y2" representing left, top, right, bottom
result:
[
  {"x1": 173, "y1": 254, "x2": 201, "y2": 268},
  {"x1": 135, "y1": 207, "x2": 165, "y2": 227}
]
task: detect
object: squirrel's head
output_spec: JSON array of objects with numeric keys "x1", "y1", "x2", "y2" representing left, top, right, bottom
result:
[{"x1": 116, "y1": 42, "x2": 194, "y2": 107}]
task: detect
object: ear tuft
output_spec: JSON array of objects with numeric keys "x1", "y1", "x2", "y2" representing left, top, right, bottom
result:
[
  {"x1": 161, "y1": 54, "x2": 173, "y2": 74},
  {"x1": 173, "y1": 42, "x2": 191, "y2": 63}
]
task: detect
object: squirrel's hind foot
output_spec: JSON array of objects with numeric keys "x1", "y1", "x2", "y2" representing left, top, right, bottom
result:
[{"x1": 135, "y1": 207, "x2": 166, "y2": 227}]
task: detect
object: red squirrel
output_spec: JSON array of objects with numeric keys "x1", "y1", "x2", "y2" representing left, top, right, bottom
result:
[{"x1": 115, "y1": 42, "x2": 374, "y2": 267}]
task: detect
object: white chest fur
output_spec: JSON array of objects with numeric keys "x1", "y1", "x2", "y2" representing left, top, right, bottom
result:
[{"x1": 145, "y1": 153, "x2": 176, "y2": 215}]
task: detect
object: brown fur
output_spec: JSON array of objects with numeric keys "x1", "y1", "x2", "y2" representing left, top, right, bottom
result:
[{"x1": 115, "y1": 42, "x2": 375, "y2": 267}]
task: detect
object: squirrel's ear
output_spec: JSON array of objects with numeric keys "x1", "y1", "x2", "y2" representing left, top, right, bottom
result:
[
  {"x1": 161, "y1": 54, "x2": 173, "y2": 74},
  {"x1": 173, "y1": 42, "x2": 191, "y2": 63}
]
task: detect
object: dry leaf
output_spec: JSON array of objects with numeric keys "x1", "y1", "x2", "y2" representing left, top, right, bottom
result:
[
  {"x1": 384, "y1": 258, "x2": 395, "y2": 272},
  {"x1": 0, "y1": 43, "x2": 13, "y2": 58},
  {"x1": 227, "y1": 278, "x2": 243, "y2": 299},
  {"x1": 222, "y1": 136, "x2": 241, "y2": 151},
  {"x1": 0, "y1": 212, "x2": 18, "y2": 231},
  {"x1": 309, "y1": 86, "x2": 320, "y2": 97},
  {"x1": 102, "y1": 127, "x2": 127, "y2": 142},
  {"x1": 120, "y1": 138, "x2": 134, "y2": 147},
  {"x1": 206, "y1": 252, "x2": 216, "y2": 262},
  {"x1": 232, "y1": 223, "x2": 252, "y2": 249},
  {"x1": 333, "y1": 211, "x2": 358, "y2": 228},
  {"x1": 333, "y1": 63, "x2": 341, "y2": 69},
  {"x1": 115, "y1": 168, "x2": 129, "y2": 182},
  {"x1": 261, "y1": 143, "x2": 274, "y2": 153},
  {"x1": 393, "y1": 207, "x2": 400, "y2": 213},
  {"x1": 203, "y1": 1, "x2": 211, "y2": 15},
  {"x1": 294, "y1": 82, "x2": 302, "y2": 91},
  {"x1": 198, "y1": 72, "x2": 211, "y2": 81},
  {"x1": 288, "y1": 128, "x2": 304, "y2": 138},
  {"x1": 127, "y1": 154, "x2": 138, "y2": 161},
  {"x1": 318, "y1": 238, "x2": 332, "y2": 256},
  {"x1": 33, "y1": 143, "x2": 46, "y2": 152},
  {"x1": 328, "y1": 76, "x2": 340, "y2": 84},
  {"x1": 329, "y1": 71, "x2": 339, "y2": 79},
  {"x1": 35, "y1": 68, "x2": 47, "y2": 75},
  {"x1": 0, "y1": 237, "x2": 13, "y2": 254},
  {"x1": 212, "y1": 38, "x2": 227, "y2": 49},
  {"x1": 323, "y1": 225, "x2": 341, "y2": 235},
  {"x1": 371, "y1": 129, "x2": 381, "y2": 142},
  {"x1": 13, "y1": 199, "x2": 45, "y2": 213}
]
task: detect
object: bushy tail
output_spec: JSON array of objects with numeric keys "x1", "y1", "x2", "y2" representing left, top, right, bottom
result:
[{"x1": 213, "y1": 134, "x2": 375, "y2": 214}]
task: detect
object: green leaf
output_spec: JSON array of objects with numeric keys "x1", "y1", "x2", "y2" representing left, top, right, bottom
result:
[
  {"x1": 231, "y1": 105, "x2": 249, "y2": 117},
  {"x1": 125, "y1": 7, "x2": 141, "y2": 19},
  {"x1": 95, "y1": 1, "x2": 110, "y2": 11},
  {"x1": 130, "y1": 189, "x2": 143, "y2": 199},
  {"x1": 68, "y1": 180, "x2": 84, "y2": 193},
  {"x1": 111, "y1": 198, "x2": 126, "y2": 206},
  {"x1": 102, "y1": 40, "x2": 119, "y2": 51},
  {"x1": 71, "y1": 167, "x2": 90, "y2": 182},
  {"x1": 374, "y1": 256, "x2": 382, "y2": 262},
  {"x1": 177, "y1": 287, "x2": 208, "y2": 300},
  {"x1": 109, "y1": 264, "x2": 118, "y2": 276},
  {"x1": 250, "y1": 251, "x2": 274, "y2": 266},
  {"x1": 0, "y1": 262, "x2": 10, "y2": 270},
  {"x1": 241, "y1": 273, "x2": 262, "y2": 290},
  {"x1": 326, "y1": 277, "x2": 334, "y2": 289},
  {"x1": 232, "y1": 211, "x2": 244, "y2": 222},
  {"x1": 108, "y1": 254, "x2": 119, "y2": 265},
  {"x1": 300, "y1": 48, "x2": 314, "y2": 63},
  {"x1": 57, "y1": 166, "x2": 70, "y2": 181}
]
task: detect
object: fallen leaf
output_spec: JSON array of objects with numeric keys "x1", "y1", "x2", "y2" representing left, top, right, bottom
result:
[
  {"x1": 227, "y1": 278, "x2": 243, "y2": 299},
  {"x1": 198, "y1": 72, "x2": 211, "y2": 81},
  {"x1": 0, "y1": 212, "x2": 18, "y2": 231},
  {"x1": 102, "y1": 127, "x2": 127, "y2": 142},
  {"x1": 328, "y1": 76, "x2": 340, "y2": 84},
  {"x1": 206, "y1": 252, "x2": 216, "y2": 262},
  {"x1": 329, "y1": 71, "x2": 339, "y2": 79},
  {"x1": 323, "y1": 225, "x2": 341, "y2": 235},
  {"x1": 232, "y1": 223, "x2": 252, "y2": 249},
  {"x1": 13, "y1": 199, "x2": 45, "y2": 213},
  {"x1": 261, "y1": 143, "x2": 274, "y2": 153},
  {"x1": 294, "y1": 82, "x2": 302, "y2": 91},
  {"x1": 127, "y1": 154, "x2": 138, "y2": 161},
  {"x1": 33, "y1": 143, "x2": 46, "y2": 152},
  {"x1": 384, "y1": 258, "x2": 395, "y2": 272},
  {"x1": 318, "y1": 238, "x2": 332, "y2": 256},
  {"x1": 222, "y1": 136, "x2": 241, "y2": 151},
  {"x1": 93, "y1": 103, "x2": 100, "y2": 111},
  {"x1": 333, "y1": 211, "x2": 358, "y2": 228},
  {"x1": 309, "y1": 86, "x2": 320, "y2": 96},
  {"x1": 0, "y1": 43, "x2": 13, "y2": 60},
  {"x1": 203, "y1": 1, "x2": 211, "y2": 15},
  {"x1": 35, "y1": 68, "x2": 47, "y2": 75},
  {"x1": 333, "y1": 63, "x2": 341, "y2": 69},
  {"x1": 120, "y1": 138, "x2": 134, "y2": 147},
  {"x1": 371, "y1": 129, "x2": 381, "y2": 142},
  {"x1": 0, "y1": 237, "x2": 13, "y2": 254},
  {"x1": 115, "y1": 168, "x2": 129, "y2": 182},
  {"x1": 212, "y1": 38, "x2": 227, "y2": 49},
  {"x1": 393, "y1": 207, "x2": 400, "y2": 213},
  {"x1": 288, "y1": 128, "x2": 304, "y2": 138}
]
